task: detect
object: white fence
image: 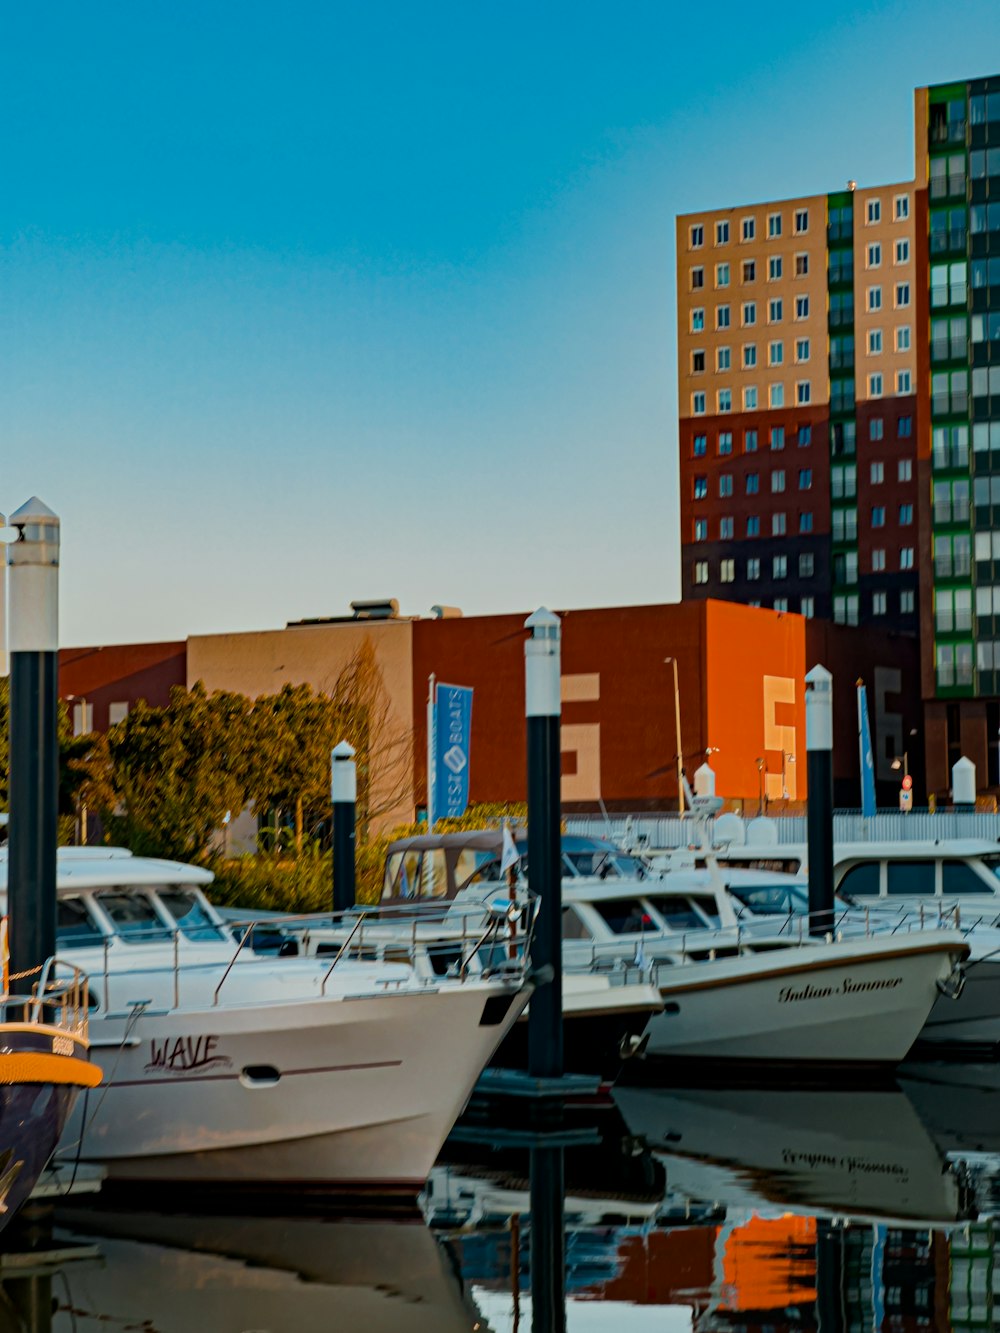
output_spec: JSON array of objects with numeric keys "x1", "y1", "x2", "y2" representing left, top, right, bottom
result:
[{"x1": 564, "y1": 809, "x2": 1000, "y2": 849}]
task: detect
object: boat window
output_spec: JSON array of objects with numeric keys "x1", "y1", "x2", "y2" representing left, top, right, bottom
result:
[
  {"x1": 727, "y1": 884, "x2": 807, "y2": 916},
  {"x1": 95, "y1": 892, "x2": 173, "y2": 943},
  {"x1": 731, "y1": 856, "x2": 802, "y2": 874},
  {"x1": 593, "y1": 899, "x2": 652, "y2": 935},
  {"x1": 886, "y1": 861, "x2": 936, "y2": 896},
  {"x1": 981, "y1": 854, "x2": 1000, "y2": 882},
  {"x1": 56, "y1": 897, "x2": 105, "y2": 949},
  {"x1": 838, "y1": 863, "x2": 881, "y2": 896},
  {"x1": 644, "y1": 896, "x2": 710, "y2": 930},
  {"x1": 561, "y1": 908, "x2": 593, "y2": 940},
  {"x1": 564, "y1": 849, "x2": 646, "y2": 880},
  {"x1": 942, "y1": 860, "x2": 994, "y2": 895},
  {"x1": 155, "y1": 889, "x2": 226, "y2": 940}
]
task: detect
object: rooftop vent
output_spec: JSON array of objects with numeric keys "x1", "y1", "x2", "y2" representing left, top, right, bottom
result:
[
  {"x1": 431, "y1": 605, "x2": 463, "y2": 619},
  {"x1": 350, "y1": 599, "x2": 399, "y2": 621}
]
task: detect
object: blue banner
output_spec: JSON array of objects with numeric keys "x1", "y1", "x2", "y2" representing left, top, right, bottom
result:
[
  {"x1": 858, "y1": 683, "x2": 877, "y2": 817},
  {"x1": 434, "y1": 683, "x2": 473, "y2": 820}
]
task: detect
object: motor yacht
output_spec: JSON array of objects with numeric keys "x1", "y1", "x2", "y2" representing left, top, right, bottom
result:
[{"x1": 0, "y1": 847, "x2": 534, "y2": 1195}]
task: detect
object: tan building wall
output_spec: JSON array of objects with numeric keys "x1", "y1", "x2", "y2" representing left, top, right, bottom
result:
[
  {"x1": 853, "y1": 181, "x2": 917, "y2": 404},
  {"x1": 676, "y1": 193, "x2": 830, "y2": 423},
  {"x1": 187, "y1": 621, "x2": 417, "y2": 830}
]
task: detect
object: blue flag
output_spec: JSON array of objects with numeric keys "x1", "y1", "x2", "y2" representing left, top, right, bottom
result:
[
  {"x1": 433, "y1": 683, "x2": 473, "y2": 820},
  {"x1": 857, "y1": 683, "x2": 877, "y2": 817}
]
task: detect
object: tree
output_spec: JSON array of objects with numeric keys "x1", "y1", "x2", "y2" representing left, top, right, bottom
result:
[{"x1": 89, "y1": 683, "x2": 253, "y2": 861}]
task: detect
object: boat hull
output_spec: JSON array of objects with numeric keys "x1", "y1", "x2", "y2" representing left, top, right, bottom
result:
[
  {"x1": 64, "y1": 983, "x2": 529, "y2": 1191},
  {"x1": 916, "y1": 958, "x2": 1000, "y2": 1048},
  {"x1": 637, "y1": 935, "x2": 964, "y2": 1067}
]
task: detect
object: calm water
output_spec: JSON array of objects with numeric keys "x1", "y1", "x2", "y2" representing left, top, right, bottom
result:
[{"x1": 8, "y1": 1061, "x2": 1000, "y2": 1331}]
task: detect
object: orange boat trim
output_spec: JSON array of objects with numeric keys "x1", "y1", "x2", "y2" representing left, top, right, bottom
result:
[{"x1": 0, "y1": 1052, "x2": 102, "y2": 1088}]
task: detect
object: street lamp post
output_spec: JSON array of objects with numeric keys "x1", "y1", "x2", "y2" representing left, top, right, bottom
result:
[
  {"x1": 781, "y1": 751, "x2": 795, "y2": 803},
  {"x1": 665, "y1": 657, "x2": 684, "y2": 814}
]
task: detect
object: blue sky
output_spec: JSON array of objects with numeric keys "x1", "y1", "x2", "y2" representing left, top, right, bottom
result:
[{"x1": 3, "y1": 2, "x2": 1000, "y2": 644}]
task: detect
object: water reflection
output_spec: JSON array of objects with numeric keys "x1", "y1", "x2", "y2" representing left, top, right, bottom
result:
[{"x1": 0, "y1": 1064, "x2": 991, "y2": 1331}]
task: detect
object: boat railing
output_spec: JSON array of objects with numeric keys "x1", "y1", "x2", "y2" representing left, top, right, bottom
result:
[{"x1": 4, "y1": 957, "x2": 91, "y2": 1041}]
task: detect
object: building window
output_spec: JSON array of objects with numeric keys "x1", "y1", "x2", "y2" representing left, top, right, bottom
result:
[
  {"x1": 718, "y1": 389, "x2": 732, "y2": 412},
  {"x1": 693, "y1": 433, "x2": 707, "y2": 456},
  {"x1": 742, "y1": 259, "x2": 756, "y2": 282},
  {"x1": 773, "y1": 512, "x2": 787, "y2": 535},
  {"x1": 895, "y1": 282, "x2": 911, "y2": 308},
  {"x1": 869, "y1": 372, "x2": 883, "y2": 397},
  {"x1": 796, "y1": 381, "x2": 811, "y2": 405},
  {"x1": 769, "y1": 298, "x2": 783, "y2": 322},
  {"x1": 694, "y1": 519, "x2": 707, "y2": 541},
  {"x1": 868, "y1": 286, "x2": 882, "y2": 311},
  {"x1": 691, "y1": 267, "x2": 705, "y2": 289},
  {"x1": 867, "y1": 242, "x2": 881, "y2": 268},
  {"x1": 720, "y1": 558, "x2": 735, "y2": 583},
  {"x1": 719, "y1": 517, "x2": 734, "y2": 539},
  {"x1": 799, "y1": 552, "x2": 814, "y2": 577},
  {"x1": 870, "y1": 461, "x2": 884, "y2": 484},
  {"x1": 895, "y1": 239, "x2": 910, "y2": 264},
  {"x1": 693, "y1": 561, "x2": 708, "y2": 584},
  {"x1": 716, "y1": 220, "x2": 730, "y2": 245},
  {"x1": 799, "y1": 468, "x2": 812, "y2": 490},
  {"x1": 794, "y1": 208, "x2": 809, "y2": 234},
  {"x1": 872, "y1": 506, "x2": 886, "y2": 527},
  {"x1": 718, "y1": 430, "x2": 733, "y2": 454},
  {"x1": 898, "y1": 415, "x2": 912, "y2": 437},
  {"x1": 691, "y1": 307, "x2": 705, "y2": 331},
  {"x1": 895, "y1": 195, "x2": 909, "y2": 220},
  {"x1": 898, "y1": 459, "x2": 912, "y2": 482},
  {"x1": 690, "y1": 224, "x2": 704, "y2": 247},
  {"x1": 801, "y1": 596, "x2": 815, "y2": 618},
  {"x1": 692, "y1": 392, "x2": 706, "y2": 415},
  {"x1": 742, "y1": 217, "x2": 755, "y2": 241},
  {"x1": 741, "y1": 343, "x2": 757, "y2": 369},
  {"x1": 774, "y1": 597, "x2": 788, "y2": 612},
  {"x1": 716, "y1": 305, "x2": 731, "y2": 329},
  {"x1": 798, "y1": 425, "x2": 811, "y2": 447},
  {"x1": 742, "y1": 301, "x2": 756, "y2": 326},
  {"x1": 719, "y1": 474, "x2": 733, "y2": 497},
  {"x1": 872, "y1": 548, "x2": 886, "y2": 571},
  {"x1": 896, "y1": 369, "x2": 912, "y2": 393},
  {"x1": 773, "y1": 555, "x2": 787, "y2": 578},
  {"x1": 717, "y1": 345, "x2": 731, "y2": 370},
  {"x1": 795, "y1": 338, "x2": 810, "y2": 362},
  {"x1": 899, "y1": 503, "x2": 913, "y2": 525},
  {"x1": 769, "y1": 256, "x2": 782, "y2": 280},
  {"x1": 693, "y1": 476, "x2": 708, "y2": 499},
  {"x1": 873, "y1": 591, "x2": 887, "y2": 616},
  {"x1": 900, "y1": 546, "x2": 914, "y2": 568},
  {"x1": 747, "y1": 515, "x2": 760, "y2": 536},
  {"x1": 743, "y1": 385, "x2": 758, "y2": 410},
  {"x1": 868, "y1": 329, "x2": 883, "y2": 354},
  {"x1": 769, "y1": 383, "x2": 784, "y2": 408},
  {"x1": 867, "y1": 199, "x2": 881, "y2": 224},
  {"x1": 770, "y1": 426, "x2": 785, "y2": 450},
  {"x1": 795, "y1": 253, "x2": 809, "y2": 277},
  {"x1": 896, "y1": 326, "x2": 911, "y2": 352},
  {"x1": 744, "y1": 429, "x2": 758, "y2": 452},
  {"x1": 746, "y1": 472, "x2": 760, "y2": 494},
  {"x1": 870, "y1": 417, "x2": 884, "y2": 441},
  {"x1": 901, "y1": 589, "x2": 914, "y2": 613},
  {"x1": 771, "y1": 470, "x2": 786, "y2": 493},
  {"x1": 800, "y1": 511, "x2": 813, "y2": 533},
  {"x1": 768, "y1": 340, "x2": 784, "y2": 366},
  {"x1": 716, "y1": 263, "x2": 731, "y2": 288},
  {"x1": 795, "y1": 296, "x2": 809, "y2": 319},
  {"x1": 768, "y1": 213, "x2": 782, "y2": 238},
  {"x1": 747, "y1": 557, "x2": 760, "y2": 580}
]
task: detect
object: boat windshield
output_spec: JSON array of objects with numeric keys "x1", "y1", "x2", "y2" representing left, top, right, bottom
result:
[
  {"x1": 727, "y1": 882, "x2": 809, "y2": 916},
  {"x1": 95, "y1": 891, "x2": 173, "y2": 943},
  {"x1": 155, "y1": 888, "x2": 227, "y2": 940},
  {"x1": 645, "y1": 895, "x2": 718, "y2": 930},
  {"x1": 563, "y1": 849, "x2": 647, "y2": 880},
  {"x1": 57, "y1": 896, "x2": 106, "y2": 949},
  {"x1": 593, "y1": 899, "x2": 654, "y2": 935}
]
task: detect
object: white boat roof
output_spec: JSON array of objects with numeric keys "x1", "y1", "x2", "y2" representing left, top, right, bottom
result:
[
  {"x1": 724, "y1": 838, "x2": 1000, "y2": 860},
  {"x1": 0, "y1": 846, "x2": 214, "y2": 893}
]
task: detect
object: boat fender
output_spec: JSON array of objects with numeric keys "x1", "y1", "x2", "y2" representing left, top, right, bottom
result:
[
  {"x1": 937, "y1": 966, "x2": 967, "y2": 1001},
  {"x1": 527, "y1": 963, "x2": 554, "y2": 987}
]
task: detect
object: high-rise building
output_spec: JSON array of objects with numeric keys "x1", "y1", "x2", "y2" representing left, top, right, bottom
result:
[{"x1": 677, "y1": 72, "x2": 1000, "y2": 799}]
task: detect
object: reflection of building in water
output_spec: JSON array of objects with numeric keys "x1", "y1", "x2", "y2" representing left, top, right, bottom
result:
[{"x1": 950, "y1": 1221, "x2": 1000, "y2": 1332}]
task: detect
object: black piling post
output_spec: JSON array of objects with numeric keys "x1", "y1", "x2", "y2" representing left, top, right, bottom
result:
[
  {"x1": 525, "y1": 608, "x2": 562, "y2": 1080},
  {"x1": 331, "y1": 740, "x2": 357, "y2": 912},
  {"x1": 530, "y1": 1137, "x2": 566, "y2": 1333},
  {"x1": 806, "y1": 664, "x2": 835, "y2": 938},
  {"x1": 7, "y1": 499, "x2": 60, "y2": 993}
]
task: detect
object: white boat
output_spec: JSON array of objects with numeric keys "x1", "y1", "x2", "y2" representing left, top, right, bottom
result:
[
  {"x1": 449, "y1": 834, "x2": 968, "y2": 1069},
  {"x1": 0, "y1": 847, "x2": 533, "y2": 1194}
]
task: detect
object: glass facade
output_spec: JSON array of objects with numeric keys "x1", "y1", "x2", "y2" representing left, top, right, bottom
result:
[{"x1": 827, "y1": 189, "x2": 859, "y2": 625}]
